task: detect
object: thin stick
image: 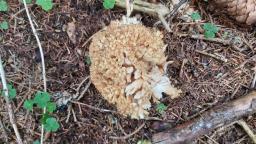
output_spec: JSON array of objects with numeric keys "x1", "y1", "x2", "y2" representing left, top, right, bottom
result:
[
  {"x1": 22, "y1": 1, "x2": 47, "y2": 144},
  {"x1": 177, "y1": 33, "x2": 231, "y2": 45},
  {"x1": 0, "y1": 56, "x2": 23, "y2": 144},
  {"x1": 109, "y1": 122, "x2": 145, "y2": 140},
  {"x1": 70, "y1": 100, "x2": 116, "y2": 113},
  {"x1": 237, "y1": 120, "x2": 256, "y2": 144},
  {"x1": 195, "y1": 50, "x2": 228, "y2": 63}
]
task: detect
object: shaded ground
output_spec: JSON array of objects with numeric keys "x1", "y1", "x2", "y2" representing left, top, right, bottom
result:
[{"x1": 0, "y1": 0, "x2": 256, "y2": 143}]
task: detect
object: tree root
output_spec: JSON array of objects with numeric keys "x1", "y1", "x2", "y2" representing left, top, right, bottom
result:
[{"x1": 152, "y1": 91, "x2": 256, "y2": 144}]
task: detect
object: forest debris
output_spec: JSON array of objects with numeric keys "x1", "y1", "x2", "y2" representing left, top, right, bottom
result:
[
  {"x1": 195, "y1": 50, "x2": 228, "y2": 63},
  {"x1": 115, "y1": 0, "x2": 170, "y2": 17},
  {"x1": 213, "y1": 0, "x2": 256, "y2": 25},
  {"x1": 177, "y1": 33, "x2": 231, "y2": 45},
  {"x1": 89, "y1": 20, "x2": 181, "y2": 119},
  {"x1": 115, "y1": 0, "x2": 172, "y2": 31},
  {"x1": 109, "y1": 122, "x2": 146, "y2": 140},
  {"x1": 152, "y1": 91, "x2": 256, "y2": 144},
  {"x1": 66, "y1": 22, "x2": 76, "y2": 44},
  {"x1": 237, "y1": 120, "x2": 256, "y2": 144}
]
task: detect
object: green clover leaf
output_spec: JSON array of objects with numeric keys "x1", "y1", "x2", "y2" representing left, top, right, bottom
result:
[
  {"x1": 191, "y1": 12, "x2": 201, "y2": 21},
  {"x1": 40, "y1": 113, "x2": 50, "y2": 124},
  {"x1": 46, "y1": 102, "x2": 56, "y2": 113},
  {"x1": 1, "y1": 84, "x2": 16, "y2": 99},
  {"x1": 7, "y1": 84, "x2": 16, "y2": 99},
  {"x1": 103, "y1": 0, "x2": 115, "y2": 9},
  {"x1": 36, "y1": 0, "x2": 53, "y2": 11},
  {"x1": 23, "y1": 99, "x2": 34, "y2": 111},
  {"x1": 203, "y1": 23, "x2": 219, "y2": 33},
  {"x1": 203, "y1": 23, "x2": 219, "y2": 38},
  {"x1": 0, "y1": 0, "x2": 8, "y2": 12},
  {"x1": 0, "y1": 20, "x2": 9, "y2": 30},
  {"x1": 44, "y1": 117, "x2": 60, "y2": 132},
  {"x1": 33, "y1": 140, "x2": 40, "y2": 144},
  {"x1": 156, "y1": 103, "x2": 167, "y2": 114},
  {"x1": 33, "y1": 91, "x2": 50, "y2": 108},
  {"x1": 204, "y1": 31, "x2": 216, "y2": 38}
]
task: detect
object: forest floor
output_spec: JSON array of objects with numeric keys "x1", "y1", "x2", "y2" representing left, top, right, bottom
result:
[{"x1": 0, "y1": 0, "x2": 256, "y2": 143}]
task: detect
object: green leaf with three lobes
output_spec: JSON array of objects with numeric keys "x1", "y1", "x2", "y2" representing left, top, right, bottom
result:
[
  {"x1": 1, "y1": 84, "x2": 16, "y2": 99},
  {"x1": 191, "y1": 12, "x2": 201, "y2": 21},
  {"x1": 204, "y1": 31, "x2": 216, "y2": 38},
  {"x1": 46, "y1": 102, "x2": 56, "y2": 113},
  {"x1": 7, "y1": 84, "x2": 16, "y2": 99},
  {"x1": 0, "y1": 20, "x2": 9, "y2": 30},
  {"x1": 203, "y1": 23, "x2": 219, "y2": 33},
  {"x1": 36, "y1": 0, "x2": 53, "y2": 11},
  {"x1": 23, "y1": 99, "x2": 34, "y2": 111},
  {"x1": 33, "y1": 140, "x2": 40, "y2": 144},
  {"x1": 33, "y1": 91, "x2": 50, "y2": 108},
  {"x1": 156, "y1": 103, "x2": 167, "y2": 114},
  {"x1": 44, "y1": 117, "x2": 60, "y2": 132},
  {"x1": 103, "y1": 0, "x2": 115, "y2": 9},
  {"x1": 0, "y1": 0, "x2": 8, "y2": 12},
  {"x1": 203, "y1": 23, "x2": 219, "y2": 38},
  {"x1": 40, "y1": 113, "x2": 50, "y2": 124}
]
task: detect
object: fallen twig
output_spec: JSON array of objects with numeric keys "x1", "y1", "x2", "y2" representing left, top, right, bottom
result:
[
  {"x1": 115, "y1": 0, "x2": 171, "y2": 32},
  {"x1": 22, "y1": 1, "x2": 48, "y2": 143},
  {"x1": 237, "y1": 120, "x2": 256, "y2": 144},
  {"x1": 177, "y1": 33, "x2": 231, "y2": 45},
  {"x1": 0, "y1": 56, "x2": 23, "y2": 144},
  {"x1": 109, "y1": 122, "x2": 145, "y2": 140},
  {"x1": 70, "y1": 100, "x2": 116, "y2": 113},
  {"x1": 195, "y1": 50, "x2": 228, "y2": 63},
  {"x1": 152, "y1": 91, "x2": 256, "y2": 144}
]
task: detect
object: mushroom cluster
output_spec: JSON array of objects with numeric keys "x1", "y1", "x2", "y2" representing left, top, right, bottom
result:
[{"x1": 89, "y1": 19, "x2": 181, "y2": 119}]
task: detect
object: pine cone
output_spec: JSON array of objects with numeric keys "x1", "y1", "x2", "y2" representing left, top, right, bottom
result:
[{"x1": 213, "y1": 0, "x2": 256, "y2": 25}]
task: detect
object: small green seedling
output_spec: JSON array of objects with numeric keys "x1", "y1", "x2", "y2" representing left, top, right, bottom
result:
[
  {"x1": 156, "y1": 103, "x2": 167, "y2": 114},
  {"x1": 203, "y1": 23, "x2": 219, "y2": 38},
  {"x1": 36, "y1": 0, "x2": 53, "y2": 11},
  {"x1": 23, "y1": 99, "x2": 34, "y2": 111},
  {"x1": 23, "y1": 91, "x2": 60, "y2": 132},
  {"x1": 33, "y1": 91, "x2": 51, "y2": 108},
  {"x1": 1, "y1": 84, "x2": 17, "y2": 99},
  {"x1": 44, "y1": 117, "x2": 60, "y2": 132},
  {"x1": 33, "y1": 140, "x2": 40, "y2": 144},
  {"x1": 103, "y1": 0, "x2": 115, "y2": 9},
  {"x1": 0, "y1": 0, "x2": 8, "y2": 12},
  {"x1": 191, "y1": 12, "x2": 201, "y2": 21},
  {"x1": 0, "y1": 20, "x2": 9, "y2": 30}
]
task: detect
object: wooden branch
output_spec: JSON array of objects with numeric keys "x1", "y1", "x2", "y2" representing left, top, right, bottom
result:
[
  {"x1": 115, "y1": 0, "x2": 170, "y2": 17},
  {"x1": 115, "y1": 0, "x2": 171, "y2": 32},
  {"x1": 0, "y1": 56, "x2": 23, "y2": 144},
  {"x1": 152, "y1": 91, "x2": 256, "y2": 144}
]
